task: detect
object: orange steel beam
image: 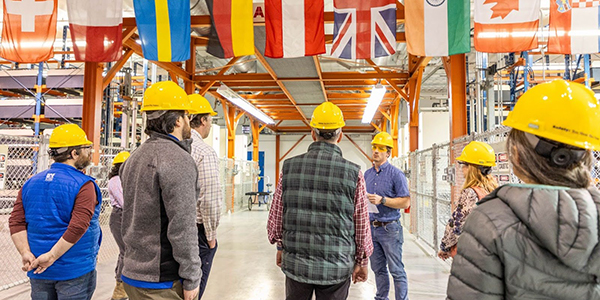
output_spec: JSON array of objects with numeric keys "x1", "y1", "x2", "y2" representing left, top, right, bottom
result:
[
  {"x1": 449, "y1": 54, "x2": 467, "y2": 142},
  {"x1": 371, "y1": 122, "x2": 382, "y2": 132},
  {"x1": 42, "y1": 88, "x2": 66, "y2": 97},
  {"x1": 82, "y1": 62, "x2": 103, "y2": 164},
  {"x1": 198, "y1": 57, "x2": 240, "y2": 95},
  {"x1": 195, "y1": 57, "x2": 256, "y2": 75},
  {"x1": 378, "y1": 107, "x2": 391, "y2": 122},
  {"x1": 390, "y1": 102, "x2": 400, "y2": 157},
  {"x1": 314, "y1": 56, "x2": 328, "y2": 102},
  {"x1": 320, "y1": 56, "x2": 407, "y2": 72},
  {"x1": 122, "y1": 26, "x2": 137, "y2": 44},
  {"x1": 251, "y1": 120, "x2": 260, "y2": 162},
  {"x1": 365, "y1": 58, "x2": 407, "y2": 99},
  {"x1": 345, "y1": 135, "x2": 372, "y2": 162},
  {"x1": 281, "y1": 135, "x2": 307, "y2": 160},
  {"x1": 407, "y1": 65, "x2": 424, "y2": 152},
  {"x1": 0, "y1": 90, "x2": 22, "y2": 97},
  {"x1": 123, "y1": 37, "x2": 191, "y2": 81},
  {"x1": 243, "y1": 92, "x2": 397, "y2": 100},
  {"x1": 184, "y1": 40, "x2": 196, "y2": 94},
  {"x1": 194, "y1": 72, "x2": 409, "y2": 82},
  {"x1": 103, "y1": 48, "x2": 134, "y2": 89},
  {"x1": 254, "y1": 48, "x2": 310, "y2": 126}
]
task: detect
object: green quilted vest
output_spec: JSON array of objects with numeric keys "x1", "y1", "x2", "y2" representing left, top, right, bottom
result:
[{"x1": 281, "y1": 141, "x2": 360, "y2": 285}]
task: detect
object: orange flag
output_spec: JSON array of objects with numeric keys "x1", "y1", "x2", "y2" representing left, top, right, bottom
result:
[{"x1": 0, "y1": 0, "x2": 58, "y2": 63}]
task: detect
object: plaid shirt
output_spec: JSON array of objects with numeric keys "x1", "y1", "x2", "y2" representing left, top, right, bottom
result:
[
  {"x1": 191, "y1": 129, "x2": 222, "y2": 241},
  {"x1": 267, "y1": 171, "x2": 373, "y2": 266}
]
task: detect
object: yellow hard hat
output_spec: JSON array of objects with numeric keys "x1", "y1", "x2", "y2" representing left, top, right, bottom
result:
[
  {"x1": 141, "y1": 81, "x2": 192, "y2": 112},
  {"x1": 456, "y1": 141, "x2": 496, "y2": 167},
  {"x1": 503, "y1": 80, "x2": 600, "y2": 150},
  {"x1": 49, "y1": 124, "x2": 92, "y2": 148},
  {"x1": 371, "y1": 132, "x2": 394, "y2": 148},
  {"x1": 113, "y1": 151, "x2": 130, "y2": 165},
  {"x1": 310, "y1": 102, "x2": 345, "y2": 129},
  {"x1": 188, "y1": 94, "x2": 217, "y2": 116}
]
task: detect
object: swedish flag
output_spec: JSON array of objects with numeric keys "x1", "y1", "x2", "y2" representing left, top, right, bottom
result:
[{"x1": 133, "y1": 0, "x2": 190, "y2": 62}]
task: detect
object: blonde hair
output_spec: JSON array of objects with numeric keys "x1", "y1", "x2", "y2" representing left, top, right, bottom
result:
[{"x1": 462, "y1": 164, "x2": 498, "y2": 193}]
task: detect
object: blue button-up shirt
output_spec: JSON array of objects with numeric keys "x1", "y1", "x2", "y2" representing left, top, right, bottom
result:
[{"x1": 364, "y1": 161, "x2": 410, "y2": 222}]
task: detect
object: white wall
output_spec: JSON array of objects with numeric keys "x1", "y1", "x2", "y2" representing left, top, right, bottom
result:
[
  {"x1": 258, "y1": 133, "x2": 377, "y2": 187},
  {"x1": 419, "y1": 111, "x2": 450, "y2": 150}
]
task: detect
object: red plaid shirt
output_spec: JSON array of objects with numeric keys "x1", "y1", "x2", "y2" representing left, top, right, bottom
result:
[{"x1": 267, "y1": 171, "x2": 373, "y2": 266}]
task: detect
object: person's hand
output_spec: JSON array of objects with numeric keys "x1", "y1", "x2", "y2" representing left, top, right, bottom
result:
[
  {"x1": 20, "y1": 251, "x2": 35, "y2": 272},
  {"x1": 449, "y1": 245, "x2": 458, "y2": 258},
  {"x1": 208, "y1": 240, "x2": 217, "y2": 249},
  {"x1": 437, "y1": 250, "x2": 450, "y2": 261},
  {"x1": 183, "y1": 286, "x2": 199, "y2": 300},
  {"x1": 352, "y1": 265, "x2": 368, "y2": 283},
  {"x1": 367, "y1": 194, "x2": 383, "y2": 205},
  {"x1": 276, "y1": 250, "x2": 282, "y2": 267},
  {"x1": 31, "y1": 252, "x2": 57, "y2": 274}
]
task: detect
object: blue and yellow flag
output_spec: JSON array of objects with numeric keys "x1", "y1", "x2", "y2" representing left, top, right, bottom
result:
[{"x1": 133, "y1": 0, "x2": 190, "y2": 62}]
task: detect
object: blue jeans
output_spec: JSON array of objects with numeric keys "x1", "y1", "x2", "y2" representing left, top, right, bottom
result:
[
  {"x1": 370, "y1": 221, "x2": 408, "y2": 300},
  {"x1": 30, "y1": 270, "x2": 96, "y2": 300},
  {"x1": 198, "y1": 223, "x2": 218, "y2": 299}
]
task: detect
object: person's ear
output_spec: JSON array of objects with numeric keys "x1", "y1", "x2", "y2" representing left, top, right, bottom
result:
[
  {"x1": 311, "y1": 130, "x2": 317, "y2": 141},
  {"x1": 337, "y1": 131, "x2": 343, "y2": 143}
]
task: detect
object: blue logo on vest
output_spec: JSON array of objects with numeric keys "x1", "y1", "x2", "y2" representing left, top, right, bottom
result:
[{"x1": 45, "y1": 173, "x2": 55, "y2": 181}]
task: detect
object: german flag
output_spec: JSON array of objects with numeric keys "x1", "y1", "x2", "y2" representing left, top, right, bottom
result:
[{"x1": 206, "y1": 0, "x2": 255, "y2": 59}]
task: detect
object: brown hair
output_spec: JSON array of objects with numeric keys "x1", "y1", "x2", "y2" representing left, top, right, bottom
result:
[
  {"x1": 462, "y1": 164, "x2": 498, "y2": 193},
  {"x1": 506, "y1": 129, "x2": 593, "y2": 189}
]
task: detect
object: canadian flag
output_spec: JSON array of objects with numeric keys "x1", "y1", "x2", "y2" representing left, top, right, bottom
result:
[
  {"x1": 67, "y1": 0, "x2": 123, "y2": 62},
  {"x1": 265, "y1": 0, "x2": 326, "y2": 58},
  {"x1": 0, "y1": 0, "x2": 57, "y2": 63},
  {"x1": 474, "y1": 0, "x2": 541, "y2": 53}
]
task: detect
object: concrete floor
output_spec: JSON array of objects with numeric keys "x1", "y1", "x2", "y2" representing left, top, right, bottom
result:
[{"x1": 0, "y1": 208, "x2": 450, "y2": 300}]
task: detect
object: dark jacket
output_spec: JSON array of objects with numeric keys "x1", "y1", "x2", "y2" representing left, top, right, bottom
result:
[
  {"x1": 447, "y1": 184, "x2": 600, "y2": 300},
  {"x1": 120, "y1": 132, "x2": 201, "y2": 290},
  {"x1": 281, "y1": 142, "x2": 360, "y2": 285}
]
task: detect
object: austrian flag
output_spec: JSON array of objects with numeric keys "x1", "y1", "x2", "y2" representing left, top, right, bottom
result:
[{"x1": 331, "y1": 0, "x2": 396, "y2": 59}]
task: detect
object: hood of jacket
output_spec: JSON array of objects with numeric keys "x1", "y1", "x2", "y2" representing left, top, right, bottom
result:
[{"x1": 481, "y1": 184, "x2": 600, "y2": 273}]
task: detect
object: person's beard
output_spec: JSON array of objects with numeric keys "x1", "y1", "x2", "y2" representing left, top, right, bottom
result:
[
  {"x1": 74, "y1": 153, "x2": 92, "y2": 170},
  {"x1": 182, "y1": 122, "x2": 192, "y2": 140}
]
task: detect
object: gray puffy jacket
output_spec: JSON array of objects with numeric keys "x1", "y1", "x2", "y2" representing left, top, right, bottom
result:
[{"x1": 447, "y1": 184, "x2": 600, "y2": 300}]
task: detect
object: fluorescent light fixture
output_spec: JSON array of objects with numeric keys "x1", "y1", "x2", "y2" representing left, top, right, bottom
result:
[
  {"x1": 362, "y1": 84, "x2": 386, "y2": 124},
  {"x1": 217, "y1": 84, "x2": 275, "y2": 124}
]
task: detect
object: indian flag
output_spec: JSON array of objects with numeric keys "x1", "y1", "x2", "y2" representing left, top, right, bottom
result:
[{"x1": 405, "y1": 0, "x2": 470, "y2": 57}]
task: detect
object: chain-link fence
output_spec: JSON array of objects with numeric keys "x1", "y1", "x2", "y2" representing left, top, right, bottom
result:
[{"x1": 0, "y1": 136, "x2": 258, "y2": 294}]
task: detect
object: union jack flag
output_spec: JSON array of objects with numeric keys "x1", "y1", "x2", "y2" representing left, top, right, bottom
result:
[{"x1": 331, "y1": 0, "x2": 397, "y2": 59}]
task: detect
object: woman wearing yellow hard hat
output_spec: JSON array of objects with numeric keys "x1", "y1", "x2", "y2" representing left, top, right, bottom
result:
[
  {"x1": 108, "y1": 151, "x2": 130, "y2": 300},
  {"x1": 447, "y1": 80, "x2": 600, "y2": 299},
  {"x1": 437, "y1": 141, "x2": 497, "y2": 260}
]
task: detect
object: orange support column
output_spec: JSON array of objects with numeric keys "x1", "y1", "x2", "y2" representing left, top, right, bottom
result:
[
  {"x1": 250, "y1": 120, "x2": 260, "y2": 162},
  {"x1": 82, "y1": 62, "x2": 103, "y2": 164},
  {"x1": 407, "y1": 67, "x2": 424, "y2": 152},
  {"x1": 184, "y1": 41, "x2": 195, "y2": 94},
  {"x1": 390, "y1": 103, "x2": 400, "y2": 157},
  {"x1": 449, "y1": 54, "x2": 468, "y2": 140}
]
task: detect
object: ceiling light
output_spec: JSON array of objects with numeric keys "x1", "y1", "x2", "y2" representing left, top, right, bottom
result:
[
  {"x1": 217, "y1": 84, "x2": 275, "y2": 124},
  {"x1": 362, "y1": 84, "x2": 386, "y2": 124}
]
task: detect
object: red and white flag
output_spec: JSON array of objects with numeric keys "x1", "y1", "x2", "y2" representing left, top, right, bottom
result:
[
  {"x1": 474, "y1": 0, "x2": 541, "y2": 53},
  {"x1": 265, "y1": 0, "x2": 325, "y2": 58},
  {"x1": 549, "y1": 0, "x2": 600, "y2": 54},
  {"x1": 0, "y1": 0, "x2": 57, "y2": 63},
  {"x1": 67, "y1": 0, "x2": 123, "y2": 62}
]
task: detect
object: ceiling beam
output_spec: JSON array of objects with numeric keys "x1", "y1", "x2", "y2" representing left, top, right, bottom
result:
[
  {"x1": 123, "y1": 37, "x2": 192, "y2": 81},
  {"x1": 194, "y1": 72, "x2": 409, "y2": 82},
  {"x1": 314, "y1": 56, "x2": 328, "y2": 102},
  {"x1": 198, "y1": 56, "x2": 241, "y2": 95}
]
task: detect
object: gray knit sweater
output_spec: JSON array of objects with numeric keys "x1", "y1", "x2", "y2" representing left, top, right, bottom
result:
[{"x1": 120, "y1": 132, "x2": 201, "y2": 290}]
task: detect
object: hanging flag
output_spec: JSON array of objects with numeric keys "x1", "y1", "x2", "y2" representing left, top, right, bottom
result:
[
  {"x1": 205, "y1": 0, "x2": 254, "y2": 58},
  {"x1": 265, "y1": 0, "x2": 325, "y2": 58},
  {"x1": 406, "y1": 0, "x2": 470, "y2": 57},
  {"x1": 67, "y1": 0, "x2": 123, "y2": 62},
  {"x1": 133, "y1": 0, "x2": 190, "y2": 62},
  {"x1": 548, "y1": 0, "x2": 600, "y2": 54},
  {"x1": 474, "y1": 0, "x2": 541, "y2": 53},
  {"x1": 331, "y1": 0, "x2": 396, "y2": 59},
  {"x1": 0, "y1": 0, "x2": 57, "y2": 63}
]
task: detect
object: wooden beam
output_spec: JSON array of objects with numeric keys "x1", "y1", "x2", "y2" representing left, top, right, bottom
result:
[
  {"x1": 314, "y1": 56, "x2": 328, "y2": 102},
  {"x1": 103, "y1": 48, "x2": 134, "y2": 89},
  {"x1": 254, "y1": 48, "x2": 310, "y2": 126}
]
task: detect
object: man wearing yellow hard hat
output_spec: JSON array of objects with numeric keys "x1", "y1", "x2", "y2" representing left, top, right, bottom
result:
[
  {"x1": 267, "y1": 102, "x2": 373, "y2": 299},
  {"x1": 447, "y1": 80, "x2": 600, "y2": 299},
  {"x1": 119, "y1": 81, "x2": 201, "y2": 300},
  {"x1": 364, "y1": 131, "x2": 410, "y2": 300},
  {"x1": 9, "y1": 124, "x2": 102, "y2": 299},
  {"x1": 108, "y1": 150, "x2": 130, "y2": 300},
  {"x1": 188, "y1": 94, "x2": 221, "y2": 298}
]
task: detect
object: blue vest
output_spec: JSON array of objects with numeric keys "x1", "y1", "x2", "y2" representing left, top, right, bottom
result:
[{"x1": 22, "y1": 163, "x2": 102, "y2": 281}]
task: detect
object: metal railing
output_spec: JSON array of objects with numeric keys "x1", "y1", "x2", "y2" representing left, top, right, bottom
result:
[{"x1": 0, "y1": 135, "x2": 258, "y2": 293}]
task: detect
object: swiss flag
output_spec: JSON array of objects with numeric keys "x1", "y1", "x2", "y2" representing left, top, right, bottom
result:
[
  {"x1": 0, "y1": 0, "x2": 57, "y2": 63},
  {"x1": 67, "y1": 0, "x2": 123, "y2": 62}
]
